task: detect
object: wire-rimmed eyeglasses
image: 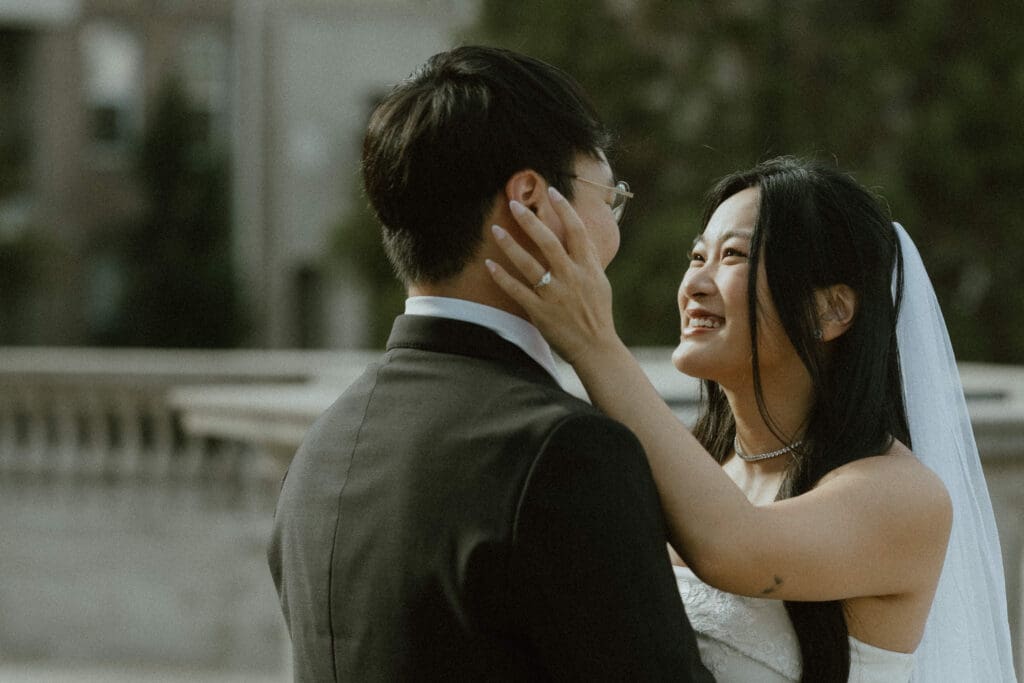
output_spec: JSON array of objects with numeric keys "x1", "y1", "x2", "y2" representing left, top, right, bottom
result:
[{"x1": 569, "y1": 176, "x2": 634, "y2": 223}]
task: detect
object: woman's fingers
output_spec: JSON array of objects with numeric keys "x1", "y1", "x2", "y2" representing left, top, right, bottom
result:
[
  {"x1": 490, "y1": 224, "x2": 547, "y2": 285},
  {"x1": 547, "y1": 186, "x2": 598, "y2": 264},
  {"x1": 509, "y1": 200, "x2": 574, "y2": 273}
]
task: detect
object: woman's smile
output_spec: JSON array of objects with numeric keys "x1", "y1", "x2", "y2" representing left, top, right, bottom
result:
[{"x1": 683, "y1": 306, "x2": 724, "y2": 336}]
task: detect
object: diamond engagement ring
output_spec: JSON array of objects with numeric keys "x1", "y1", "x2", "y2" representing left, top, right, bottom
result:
[{"x1": 533, "y1": 271, "x2": 552, "y2": 290}]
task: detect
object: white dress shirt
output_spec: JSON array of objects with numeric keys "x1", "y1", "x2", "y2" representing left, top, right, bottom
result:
[{"x1": 404, "y1": 296, "x2": 562, "y2": 384}]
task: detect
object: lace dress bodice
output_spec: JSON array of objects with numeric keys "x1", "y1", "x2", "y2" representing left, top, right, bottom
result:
[{"x1": 674, "y1": 566, "x2": 915, "y2": 682}]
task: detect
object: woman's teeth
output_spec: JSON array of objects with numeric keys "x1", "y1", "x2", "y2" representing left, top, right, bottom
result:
[{"x1": 689, "y1": 317, "x2": 722, "y2": 329}]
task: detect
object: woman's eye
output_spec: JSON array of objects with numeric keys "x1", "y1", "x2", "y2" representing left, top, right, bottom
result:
[
  {"x1": 688, "y1": 251, "x2": 705, "y2": 263},
  {"x1": 723, "y1": 248, "x2": 748, "y2": 259}
]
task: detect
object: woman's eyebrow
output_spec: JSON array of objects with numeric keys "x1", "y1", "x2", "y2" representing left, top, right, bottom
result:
[
  {"x1": 722, "y1": 229, "x2": 754, "y2": 241},
  {"x1": 692, "y1": 228, "x2": 754, "y2": 247}
]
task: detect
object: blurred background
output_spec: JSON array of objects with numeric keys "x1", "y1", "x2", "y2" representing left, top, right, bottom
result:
[{"x1": 0, "y1": 0, "x2": 1022, "y2": 680}]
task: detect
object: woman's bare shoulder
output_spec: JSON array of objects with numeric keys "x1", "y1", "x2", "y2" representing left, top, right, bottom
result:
[
  {"x1": 818, "y1": 440, "x2": 953, "y2": 538},
  {"x1": 822, "y1": 438, "x2": 941, "y2": 482}
]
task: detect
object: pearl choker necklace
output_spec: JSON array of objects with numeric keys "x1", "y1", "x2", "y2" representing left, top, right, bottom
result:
[{"x1": 733, "y1": 435, "x2": 803, "y2": 462}]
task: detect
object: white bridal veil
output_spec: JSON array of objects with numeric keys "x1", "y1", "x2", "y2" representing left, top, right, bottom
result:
[{"x1": 893, "y1": 223, "x2": 1017, "y2": 682}]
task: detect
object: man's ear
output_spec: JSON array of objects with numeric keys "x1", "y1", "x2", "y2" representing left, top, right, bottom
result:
[
  {"x1": 503, "y1": 169, "x2": 565, "y2": 239},
  {"x1": 504, "y1": 170, "x2": 546, "y2": 212},
  {"x1": 815, "y1": 284, "x2": 857, "y2": 342}
]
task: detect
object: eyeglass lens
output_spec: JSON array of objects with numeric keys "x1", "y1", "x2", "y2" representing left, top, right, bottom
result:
[{"x1": 613, "y1": 182, "x2": 630, "y2": 222}]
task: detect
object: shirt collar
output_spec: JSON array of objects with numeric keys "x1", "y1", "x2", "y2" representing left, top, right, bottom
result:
[{"x1": 404, "y1": 296, "x2": 563, "y2": 385}]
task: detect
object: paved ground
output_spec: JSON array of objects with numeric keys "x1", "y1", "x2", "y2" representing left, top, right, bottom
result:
[
  {"x1": 0, "y1": 477, "x2": 289, "y2": 679},
  {"x1": 0, "y1": 665, "x2": 287, "y2": 682}
]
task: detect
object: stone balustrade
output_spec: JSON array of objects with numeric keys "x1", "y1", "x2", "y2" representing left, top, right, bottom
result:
[
  {"x1": 0, "y1": 347, "x2": 363, "y2": 678},
  {"x1": 0, "y1": 347, "x2": 358, "y2": 482},
  {"x1": 1, "y1": 347, "x2": 1021, "y2": 678}
]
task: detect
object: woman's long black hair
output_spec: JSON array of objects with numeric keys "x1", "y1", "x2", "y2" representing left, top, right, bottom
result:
[{"x1": 691, "y1": 157, "x2": 910, "y2": 682}]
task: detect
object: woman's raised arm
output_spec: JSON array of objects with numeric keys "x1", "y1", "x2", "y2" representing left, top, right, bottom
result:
[{"x1": 485, "y1": 187, "x2": 950, "y2": 602}]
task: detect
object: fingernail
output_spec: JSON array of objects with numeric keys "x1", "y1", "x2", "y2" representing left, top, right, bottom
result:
[
  {"x1": 484, "y1": 259, "x2": 497, "y2": 273},
  {"x1": 491, "y1": 224, "x2": 507, "y2": 239},
  {"x1": 509, "y1": 200, "x2": 526, "y2": 214},
  {"x1": 548, "y1": 186, "x2": 564, "y2": 201}
]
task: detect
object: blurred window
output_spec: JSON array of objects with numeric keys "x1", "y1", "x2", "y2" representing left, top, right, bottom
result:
[
  {"x1": 80, "y1": 21, "x2": 142, "y2": 159},
  {"x1": 179, "y1": 28, "x2": 229, "y2": 146}
]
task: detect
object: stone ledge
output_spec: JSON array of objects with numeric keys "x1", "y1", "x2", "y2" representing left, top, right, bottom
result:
[{"x1": 169, "y1": 353, "x2": 1024, "y2": 465}]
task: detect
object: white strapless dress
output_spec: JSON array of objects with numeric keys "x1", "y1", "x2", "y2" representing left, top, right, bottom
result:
[{"x1": 674, "y1": 566, "x2": 915, "y2": 682}]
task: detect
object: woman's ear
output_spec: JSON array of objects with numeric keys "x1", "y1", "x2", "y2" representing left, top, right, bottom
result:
[{"x1": 815, "y1": 284, "x2": 857, "y2": 342}]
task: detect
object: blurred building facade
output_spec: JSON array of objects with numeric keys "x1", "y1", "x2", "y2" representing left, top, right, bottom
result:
[
  {"x1": 0, "y1": 0, "x2": 474, "y2": 349},
  {"x1": 232, "y1": 0, "x2": 475, "y2": 348},
  {"x1": 0, "y1": 0, "x2": 233, "y2": 345}
]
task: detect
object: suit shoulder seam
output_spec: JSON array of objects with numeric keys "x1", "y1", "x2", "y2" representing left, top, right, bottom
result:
[{"x1": 326, "y1": 358, "x2": 388, "y2": 679}]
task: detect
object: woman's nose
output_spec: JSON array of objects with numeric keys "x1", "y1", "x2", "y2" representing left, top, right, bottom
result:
[{"x1": 681, "y1": 264, "x2": 714, "y2": 300}]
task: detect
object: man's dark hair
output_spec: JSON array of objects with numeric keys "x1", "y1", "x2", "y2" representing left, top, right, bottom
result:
[{"x1": 361, "y1": 45, "x2": 611, "y2": 284}]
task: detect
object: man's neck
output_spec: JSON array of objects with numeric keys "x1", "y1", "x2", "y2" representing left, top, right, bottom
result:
[{"x1": 408, "y1": 270, "x2": 528, "y2": 321}]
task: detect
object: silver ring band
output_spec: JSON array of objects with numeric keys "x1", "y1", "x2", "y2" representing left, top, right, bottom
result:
[{"x1": 533, "y1": 271, "x2": 552, "y2": 290}]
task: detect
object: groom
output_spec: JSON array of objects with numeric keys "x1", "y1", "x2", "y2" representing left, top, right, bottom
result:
[{"x1": 268, "y1": 46, "x2": 711, "y2": 682}]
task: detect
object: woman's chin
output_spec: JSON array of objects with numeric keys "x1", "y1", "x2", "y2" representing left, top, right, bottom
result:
[
  {"x1": 671, "y1": 344, "x2": 696, "y2": 376},
  {"x1": 671, "y1": 343, "x2": 708, "y2": 379}
]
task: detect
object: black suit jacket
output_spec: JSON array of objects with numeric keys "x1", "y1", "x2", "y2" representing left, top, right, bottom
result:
[{"x1": 268, "y1": 315, "x2": 712, "y2": 682}]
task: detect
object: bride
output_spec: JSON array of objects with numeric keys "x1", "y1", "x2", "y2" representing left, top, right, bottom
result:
[{"x1": 485, "y1": 157, "x2": 1016, "y2": 681}]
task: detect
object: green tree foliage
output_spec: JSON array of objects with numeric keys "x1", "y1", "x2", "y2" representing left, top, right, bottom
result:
[
  {"x1": 0, "y1": 232, "x2": 48, "y2": 344},
  {"x1": 469, "y1": 0, "x2": 1024, "y2": 361},
  {"x1": 338, "y1": 0, "x2": 1024, "y2": 360},
  {"x1": 94, "y1": 76, "x2": 242, "y2": 347},
  {"x1": 333, "y1": 182, "x2": 406, "y2": 347},
  {"x1": 0, "y1": 27, "x2": 37, "y2": 343}
]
